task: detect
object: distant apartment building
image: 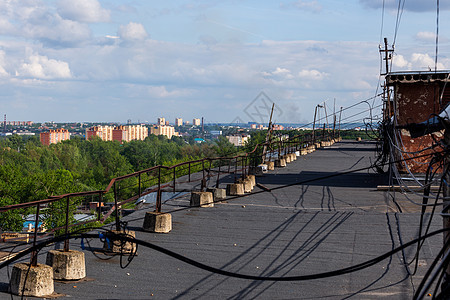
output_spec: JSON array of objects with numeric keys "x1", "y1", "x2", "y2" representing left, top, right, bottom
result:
[
  {"x1": 6, "y1": 121, "x2": 33, "y2": 126},
  {"x1": 272, "y1": 124, "x2": 284, "y2": 131},
  {"x1": 86, "y1": 125, "x2": 148, "y2": 142},
  {"x1": 175, "y1": 118, "x2": 183, "y2": 127},
  {"x1": 86, "y1": 125, "x2": 113, "y2": 141},
  {"x1": 40, "y1": 128, "x2": 70, "y2": 146},
  {"x1": 150, "y1": 125, "x2": 178, "y2": 139},
  {"x1": 226, "y1": 134, "x2": 250, "y2": 147},
  {"x1": 193, "y1": 118, "x2": 201, "y2": 126},
  {"x1": 157, "y1": 117, "x2": 165, "y2": 126}
]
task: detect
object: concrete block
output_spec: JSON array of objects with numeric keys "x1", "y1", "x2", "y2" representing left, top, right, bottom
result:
[
  {"x1": 275, "y1": 158, "x2": 286, "y2": 167},
  {"x1": 295, "y1": 151, "x2": 300, "y2": 156},
  {"x1": 356, "y1": 137, "x2": 362, "y2": 141},
  {"x1": 238, "y1": 179, "x2": 253, "y2": 193},
  {"x1": 247, "y1": 175, "x2": 256, "y2": 186},
  {"x1": 207, "y1": 187, "x2": 227, "y2": 200},
  {"x1": 267, "y1": 161, "x2": 275, "y2": 170},
  {"x1": 46, "y1": 250, "x2": 86, "y2": 280},
  {"x1": 190, "y1": 191, "x2": 214, "y2": 207},
  {"x1": 290, "y1": 153, "x2": 297, "y2": 161},
  {"x1": 143, "y1": 211, "x2": 172, "y2": 233},
  {"x1": 10, "y1": 263, "x2": 54, "y2": 297},
  {"x1": 284, "y1": 155, "x2": 291, "y2": 163},
  {"x1": 315, "y1": 142, "x2": 321, "y2": 149},
  {"x1": 103, "y1": 230, "x2": 137, "y2": 254},
  {"x1": 226, "y1": 183, "x2": 244, "y2": 196}
]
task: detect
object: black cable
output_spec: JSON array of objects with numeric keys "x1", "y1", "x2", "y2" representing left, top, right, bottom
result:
[{"x1": 1, "y1": 228, "x2": 450, "y2": 283}]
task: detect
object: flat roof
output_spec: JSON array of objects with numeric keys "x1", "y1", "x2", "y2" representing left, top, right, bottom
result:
[{"x1": 0, "y1": 140, "x2": 443, "y2": 298}]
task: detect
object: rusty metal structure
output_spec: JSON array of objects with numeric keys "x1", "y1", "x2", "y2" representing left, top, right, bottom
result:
[
  {"x1": 385, "y1": 71, "x2": 450, "y2": 173},
  {"x1": 0, "y1": 130, "x2": 335, "y2": 267}
]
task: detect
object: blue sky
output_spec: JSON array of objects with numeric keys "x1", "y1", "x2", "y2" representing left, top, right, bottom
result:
[{"x1": 0, "y1": 0, "x2": 449, "y2": 124}]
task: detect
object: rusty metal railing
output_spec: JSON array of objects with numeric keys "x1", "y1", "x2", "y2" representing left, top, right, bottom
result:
[{"x1": 0, "y1": 131, "x2": 334, "y2": 266}]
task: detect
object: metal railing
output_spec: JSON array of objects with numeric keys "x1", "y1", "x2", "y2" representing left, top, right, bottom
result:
[{"x1": 0, "y1": 130, "x2": 337, "y2": 266}]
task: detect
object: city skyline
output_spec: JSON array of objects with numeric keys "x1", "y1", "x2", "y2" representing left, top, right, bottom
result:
[{"x1": 0, "y1": 1, "x2": 449, "y2": 123}]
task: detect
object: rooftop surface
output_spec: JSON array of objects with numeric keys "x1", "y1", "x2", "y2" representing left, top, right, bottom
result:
[{"x1": 0, "y1": 140, "x2": 443, "y2": 299}]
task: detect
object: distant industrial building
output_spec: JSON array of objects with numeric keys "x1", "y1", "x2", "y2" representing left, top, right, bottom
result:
[
  {"x1": 175, "y1": 118, "x2": 183, "y2": 127},
  {"x1": 40, "y1": 128, "x2": 70, "y2": 146},
  {"x1": 210, "y1": 130, "x2": 222, "y2": 136},
  {"x1": 226, "y1": 134, "x2": 250, "y2": 147},
  {"x1": 193, "y1": 118, "x2": 201, "y2": 126},
  {"x1": 86, "y1": 125, "x2": 148, "y2": 143}
]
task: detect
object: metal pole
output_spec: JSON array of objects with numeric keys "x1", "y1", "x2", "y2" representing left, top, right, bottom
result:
[
  {"x1": 442, "y1": 129, "x2": 450, "y2": 291},
  {"x1": 64, "y1": 196, "x2": 70, "y2": 252},
  {"x1": 188, "y1": 162, "x2": 191, "y2": 182},
  {"x1": 156, "y1": 167, "x2": 161, "y2": 213},
  {"x1": 98, "y1": 192, "x2": 103, "y2": 221},
  {"x1": 30, "y1": 204, "x2": 40, "y2": 266},
  {"x1": 173, "y1": 167, "x2": 176, "y2": 193},
  {"x1": 114, "y1": 182, "x2": 120, "y2": 231},
  {"x1": 201, "y1": 160, "x2": 205, "y2": 191},
  {"x1": 138, "y1": 173, "x2": 141, "y2": 198},
  {"x1": 313, "y1": 105, "x2": 318, "y2": 143},
  {"x1": 216, "y1": 164, "x2": 221, "y2": 188}
]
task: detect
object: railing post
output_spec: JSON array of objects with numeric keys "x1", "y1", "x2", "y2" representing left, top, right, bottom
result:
[
  {"x1": 138, "y1": 172, "x2": 141, "y2": 198},
  {"x1": 234, "y1": 157, "x2": 238, "y2": 183},
  {"x1": 173, "y1": 167, "x2": 176, "y2": 193},
  {"x1": 156, "y1": 167, "x2": 162, "y2": 213},
  {"x1": 30, "y1": 203, "x2": 40, "y2": 266},
  {"x1": 201, "y1": 160, "x2": 206, "y2": 191},
  {"x1": 216, "y1": 163, "x2": 221, "y2": 188},
  {"x1": 114, "y1": 181, "x2": 120, "y2": 231},
  {"x1": 188, "y1": 162, "x2": 191, "y2": 182},
  {"x1": 98, "y1": 192, "x2": 103, "y2": 221},
  {"x1": 64, "y1": 195, "x2": 70, "y2": 252}
]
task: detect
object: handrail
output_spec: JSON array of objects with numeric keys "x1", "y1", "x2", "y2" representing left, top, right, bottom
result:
[{"x1": 0, "y1": 129, "x2": 338, "y2": 266}]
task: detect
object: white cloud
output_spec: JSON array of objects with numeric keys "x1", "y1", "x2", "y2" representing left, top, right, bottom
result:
[
  {"x1": 118, "y1": 22, "x2": 148, "y2": 41},
  {"x1": 281, "y1": 1, "x2": 322, "y2": 13},
  {"x1": 0, "y1": 50, "x2": 9, "y2": 77},
  {"x1": 0, "y1": 1, "x2": 92, "y2": 46},
  {"x1": 298, "y1": 69, "x2": 328, "y2": 80},
  {"x1": 57, "y1": 0, "x2": 110, "y2": 23},
  {"x1": 17, "y1": 54, "x2": 72, "y2": 79},
  {"x1": 415, "y1": 31, "x2": 437, "y2": 42},
  {"x1": 146, "y1": 86, "x2": 192, "y2": 98},
  {"x1": 392, "y1": 54, "x2": 411, "y2": 68},
  {"x1": 391, "y1": 53, "x2": 447, "y2": 71}
]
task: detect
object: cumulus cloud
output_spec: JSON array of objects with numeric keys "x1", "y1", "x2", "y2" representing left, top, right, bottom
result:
[
  {"x1": 360, "y1": 0, "x2": 450, "y2": 12},
  {"x1": 392, "y1": 54, "x2": 410, "y2": 68},
  {"x1": 0, "y1": 1, "x2": 91, "y2": 47},
  {"x1": 57, "y1": 0, "x2": 110, "y2": 23},
  {"x1": 0, "y1": 50, "x2": 9, "y2": 77},
  {"x1": 146, "y1": 86, "x2": 192, "y2": 98},
  {"x1": 298, "y1": 69, "x2": 328, "y2": 80},
  {"x1": 391, "y1": 53, "x2": 447, "y2": 71},
  {"x1": 118, "y1": 22, "x2": 148, "y2": 41},
  {"x1": 17, "y1": 54, "x2": 72, "y2": 79},
  {"x1": 280, "y1": 1, "x2": 322, "y2": 13}
]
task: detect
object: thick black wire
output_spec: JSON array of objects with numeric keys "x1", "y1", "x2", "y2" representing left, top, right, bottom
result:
[{"x1": 1, "y1": 228, "x2": 449, "y2": 283}]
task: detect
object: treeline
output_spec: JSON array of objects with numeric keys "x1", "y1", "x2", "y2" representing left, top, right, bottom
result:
[{"x1": 0, "y1": 134, "x2": 237, "y2": 231}]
